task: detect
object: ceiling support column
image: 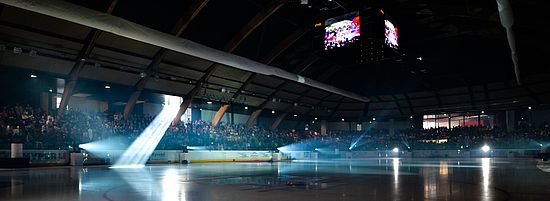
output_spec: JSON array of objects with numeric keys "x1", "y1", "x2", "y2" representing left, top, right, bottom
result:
[
  {"x1": 212, "y1": 103, "x2": 230, "y2": 126},
  {"x1": 56, "y1": 0, "x2": 119, "y2": 119},
  {"x1": 172, "y1": 98, "x2": 193, "y2": 126},
  {"x1": 56, "y1": 29, "x2": 103, "y2": 119},
  {"x1": 246, "y1": 109, "x2": 263, "y2": 128},
  {"x1": 244, "y1": 82, "x2": 287, "y2": 128},
  {"x1": 175, "y1": 1, "x2": 285, "y2": 125},
  {"x1": 271, "y1": 112, "x2": 289, "y2": 130},
  {"x1": 122, "y1": 0, "x2": 209, "y2": 119}
]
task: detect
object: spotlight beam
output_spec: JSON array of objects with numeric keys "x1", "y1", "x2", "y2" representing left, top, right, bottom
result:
[
  {"x1": 349, "y1": 132, "x2": 367, "y2": 150},
  {"x1": 113, "y1": 95, "x2": 180, "y2": 168}
]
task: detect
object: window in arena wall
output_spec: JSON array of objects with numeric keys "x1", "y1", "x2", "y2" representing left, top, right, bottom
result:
[
  {"x1": 423, "y1": 113, "x2": 491, "y2": 129},
  {"x1": 55, "y1": 95, "x2": 67, "y2": 110},
  {"x1": 163, "y1": 95, "x2": 191, "y2": 122},
  {"x1": 181, "y1": 108, "x2": 192, "y2": 123},
  {"x1": 423, "y1": 114, "x2": 448, "y2": 129},
  {"x1": 56, "y1": 96, "x2": 61, "y2": 109}
]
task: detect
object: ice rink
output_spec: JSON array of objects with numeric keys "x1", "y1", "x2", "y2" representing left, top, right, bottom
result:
[{"x1": 1, "y1": 158, "x2": 549, "y2": 201}]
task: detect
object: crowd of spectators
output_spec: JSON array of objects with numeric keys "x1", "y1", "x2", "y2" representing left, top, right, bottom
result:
[
  {"x1": 0, "y1": 105, "x2": 298, "y2": 150},
  {"x1": 1, "y1": 105, "x2": 549, "y2": 151},
  {"x1": 318, "y1": 125, "x2": 550, "y2": 151}
]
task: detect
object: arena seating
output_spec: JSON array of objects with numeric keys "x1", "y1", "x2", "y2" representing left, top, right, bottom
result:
[{"x1": 1, "y1": 105, "x2": 549, "y2": 151}]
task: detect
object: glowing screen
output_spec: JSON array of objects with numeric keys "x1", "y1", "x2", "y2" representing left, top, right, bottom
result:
[
  {"x1": 384, "y1": 19, "x2": 398, "y2": 49},
  {"x1": 324, "y1": 12, "x2": 360, "y2": 50}
]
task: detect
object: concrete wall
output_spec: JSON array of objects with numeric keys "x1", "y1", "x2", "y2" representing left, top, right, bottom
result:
[
  {"x1": 233, "y1": 113, "x2": 249, "y2": 125},
  {"x1": 143, "y1": 102, "x2": 162, "y2": 117},
  {"x1": 199, "y1": 109, "x2": 251, "y2": 125},
  {"x1": 278, "y1": 119, "x2": 304, "y2": 131},
  {"x1": 208, "y1": 112, "x2": 304, "y2": 129},
  {"x1": 531, "y1": 109, "x2": 550, "y2": 127},
  {"x1": 68, "y1": 96, "x2": 108, "y2": 113},
  {"x1": 200, "y1": 109, "x2": 217, "y2": 123},
  {"x1": 139, "y1": 104, "x2": 419, "y2": 132},
  {"x1": 326, "y1": 120, "x2": 411, "y2": 132},
  {"x1": 327, "y1": 121, "x2": 354, "y2": 131}
]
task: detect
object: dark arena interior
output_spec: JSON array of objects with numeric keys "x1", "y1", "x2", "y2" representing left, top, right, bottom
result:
[{"x1": 1, "y1": 0, "x2": 550, "y2": 200}]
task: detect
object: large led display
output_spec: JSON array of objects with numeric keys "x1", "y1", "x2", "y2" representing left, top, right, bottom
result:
[
  {"x1": 384, "y1": 19, "x2": 398, "y2": 49},
  {"x1": 324, "y1": 11, "x2": 361, "y2": 50}
]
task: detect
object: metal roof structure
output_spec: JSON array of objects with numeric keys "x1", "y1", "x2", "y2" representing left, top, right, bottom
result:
[{"x1": 0, "y1": 0, "x2": 549, "y2": 123}]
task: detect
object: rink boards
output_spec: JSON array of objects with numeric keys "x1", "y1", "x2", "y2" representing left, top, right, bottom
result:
[{"x1": 0, "y1": 148, "x2": 541, "y2": 165}]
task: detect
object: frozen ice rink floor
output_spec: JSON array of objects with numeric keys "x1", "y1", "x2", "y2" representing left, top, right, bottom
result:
[{"x1": 1, "y1": 158, "x2": 550, "y2": 201}]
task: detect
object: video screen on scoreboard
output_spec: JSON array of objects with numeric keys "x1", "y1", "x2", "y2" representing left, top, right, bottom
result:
[
  {"x1": 324, "y1": 11, "x2": 360, "y2": 50},
  {"x1": 384, "y1": 19, "x2": 398, "y2": 49}
]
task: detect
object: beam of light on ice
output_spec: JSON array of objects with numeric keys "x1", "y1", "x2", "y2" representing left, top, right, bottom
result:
[{"x1": 112, "y1": 95, "x2": 181, "y2": 168}]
